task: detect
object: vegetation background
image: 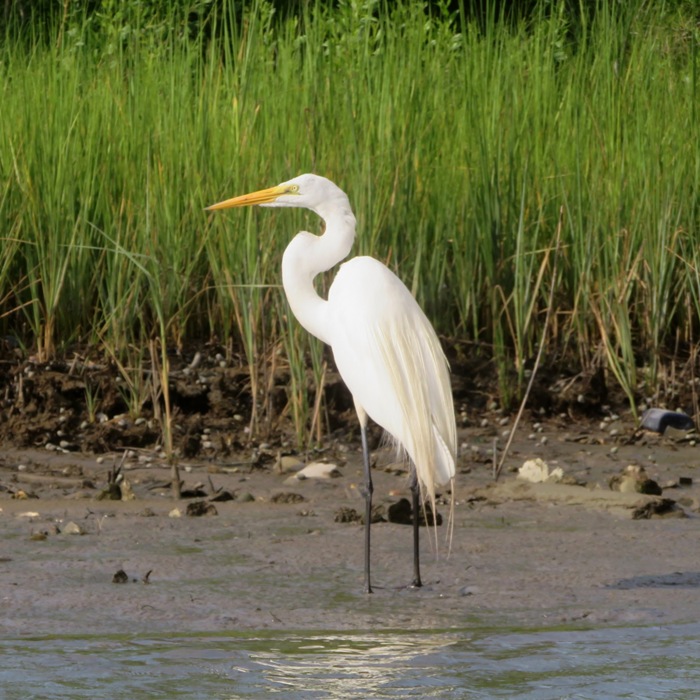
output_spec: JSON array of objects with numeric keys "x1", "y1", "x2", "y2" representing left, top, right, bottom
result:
[{"x1": 1, "y1": 0, "x2": 699, "y2": 447}]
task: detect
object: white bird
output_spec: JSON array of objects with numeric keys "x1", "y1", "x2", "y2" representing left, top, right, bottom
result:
[{"x1": 207, "y1": 174, "x2": 456, "y2": 593}]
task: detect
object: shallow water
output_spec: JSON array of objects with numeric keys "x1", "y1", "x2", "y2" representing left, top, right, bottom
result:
[{"x1": 3, "y1": 623, "x2": 700, "y2": 699}]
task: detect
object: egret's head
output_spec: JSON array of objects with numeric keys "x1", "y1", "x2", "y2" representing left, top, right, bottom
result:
[{"x1": 206, "y1": 173, "x2": 347, "y2": 217}]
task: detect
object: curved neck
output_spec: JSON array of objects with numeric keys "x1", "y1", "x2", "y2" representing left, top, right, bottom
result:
[{"x1": 281, "y1": 204, "x2": 356, "y2": 345}]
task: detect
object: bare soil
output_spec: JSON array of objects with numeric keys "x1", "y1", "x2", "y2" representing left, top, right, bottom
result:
[{"x1": 1, "y1": 347, "x2": 699, "y2": 636}]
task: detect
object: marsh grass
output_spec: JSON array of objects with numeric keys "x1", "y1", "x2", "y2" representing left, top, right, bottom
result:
[{"x1": 1, "y1": 0, "x2": 699, "y2": 443}]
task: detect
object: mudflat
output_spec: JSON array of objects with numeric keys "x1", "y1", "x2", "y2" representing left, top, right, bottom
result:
[{"x1": 2, "y1": 416, "x2": 698, "y2": 637}]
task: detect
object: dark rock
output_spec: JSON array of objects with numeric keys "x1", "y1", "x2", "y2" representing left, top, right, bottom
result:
[
  {"x1": 270, "y1": 492, "x2": 305, "y2": 504},
  {"x1": 641, "y1": 408, "x2": 694, "y2": 433},
  {"x1": 334, "y1": 507, "x2": 361, "y2": 523},
  {"x1": 112, "y1": 569, "x2": 129, "y2": 584},
  {"x1": 632, "y1": 499, "x2": 682, "y2": 519},
  {"x1": 186, "y1": 500, "x2": 218, "y2": 516},
  {"x1": 387, "y1": 498, "x2": 443, "y2": 526}
]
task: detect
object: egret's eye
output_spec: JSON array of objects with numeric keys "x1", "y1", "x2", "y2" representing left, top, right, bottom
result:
[{"x1": 287, "y1": 184, "x2": 300, "y2": 194}]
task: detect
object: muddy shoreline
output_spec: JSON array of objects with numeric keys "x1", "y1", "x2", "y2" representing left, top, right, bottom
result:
[{"x1": 2, "y1": 413, "x2": 699, "y2": 637}]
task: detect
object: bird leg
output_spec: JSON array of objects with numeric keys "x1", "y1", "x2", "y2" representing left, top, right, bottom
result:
[
  {"x1": 410, "y1": 468, "x2": 423, "y2": 588},
  {"x1": 360, "y1": 421, "x2": 374, "y2": 594}
]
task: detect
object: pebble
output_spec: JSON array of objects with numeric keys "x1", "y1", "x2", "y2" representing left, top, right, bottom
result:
[
  {"x1": 458, "y1": 586, "x2": 478, "y2": 597},
  {"x1": 62, "y1": 521, "x2": 84, "y2": 535},
  {"x1": 518, "y1": 458, "x2": 564, "y2": 483},
  {"x1": 297, "y1": 462, "x2": 340, "y2": 479},
  {"x1": 275, "y1": 456, "x2": 304, "y2": 474}
]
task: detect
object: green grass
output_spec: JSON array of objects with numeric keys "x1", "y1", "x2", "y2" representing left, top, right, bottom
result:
[{"x1": 1, "y1": 0, "x2": 699, "y2": 442}]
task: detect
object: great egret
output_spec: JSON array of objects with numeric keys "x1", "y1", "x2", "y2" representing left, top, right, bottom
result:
[{"x1": 207, "y1": 174, "x2": 456, "y2": 593}]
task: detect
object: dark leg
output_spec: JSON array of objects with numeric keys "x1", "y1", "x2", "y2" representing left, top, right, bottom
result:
[
  {"x1": 410, "y1": 468, "x2": 423, "y2": 588},
  {"x1": 360, "y1": 422, "x2": 374, "y2": 594}
]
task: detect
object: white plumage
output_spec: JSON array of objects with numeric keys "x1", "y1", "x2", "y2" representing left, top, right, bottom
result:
[{"x1": 208, "y1": 173, "x2": 456, "y2": 592}]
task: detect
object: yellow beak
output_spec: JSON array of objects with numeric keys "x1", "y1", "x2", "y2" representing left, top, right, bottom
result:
[{"x1": 206, "y1": 184, "x2": 289, "y2": 211}]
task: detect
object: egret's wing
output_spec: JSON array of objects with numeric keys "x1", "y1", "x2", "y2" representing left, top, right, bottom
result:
[{"x1": 328, "y1": 257, "x2": 456, "y2": 504}]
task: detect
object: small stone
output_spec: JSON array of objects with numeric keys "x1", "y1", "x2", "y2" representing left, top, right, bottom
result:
[
  {"x1": 186, "y1": 501, "x2": 218, "y2": 516},
  {"x1": 274, "y1": 455, "x2": 304, "y2": 474},
  {"x1": 63, "y1": 521, "x2": 84, "y2": 535},
  {"x1": 209, "y1": 489, "x2": 236, "y2": 502},
  {"x1": 518, "y1": 458, "x2": 564, "y2": 483},
  {"x1": 334, "y1": 507, "x2": 361, "y2": 523},
  {"x1": 458, "y1": 586, "x2": 478, "y2": 597},
  {"x1": 168, "y1": 508, "x2": 182, "y2": 518},
  {"x1": 609, "y1": 465, "x2": 662, "y2": 495},
  {"x1": 296, "y1": 462, "x2": 341, "y2": 480},
  {"x1": 112, "y1": 569, "x2": 129, "y2": 584},
  {"x1": 632, "y1": 499, "x2": 682, "y2": 519},
  {"x1": 270, "y1": 492, "x2": 305, "y2": 504}
]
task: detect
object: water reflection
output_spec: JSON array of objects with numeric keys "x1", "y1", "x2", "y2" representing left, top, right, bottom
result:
[
  {"x1": 2, "y1": 624, "x2": 700, "y2": 699},
  {"x1": 241, "y1": 632, "x2": 456, "y2": 698}
]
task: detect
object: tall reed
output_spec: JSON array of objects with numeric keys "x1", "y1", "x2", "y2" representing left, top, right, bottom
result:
[{"x1": 1, "y1": 0, "x2": 698, "y2": 441}]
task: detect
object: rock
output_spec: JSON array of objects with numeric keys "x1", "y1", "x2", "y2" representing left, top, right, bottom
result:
[
  {"x1": 458, "y1": 586, "x2": 478, "y2": 597},
  {"x1": 361, "y1": 505, "x2": 387, "y2": 524},
  {"x1": 270, "y1": 492, "x2": 305, "y2": 504},
  {"x1": 274, "y1": 455, "x2": 304, "y2": 474},
  {"x1": 387, "y1": 498, "x2": 443, "y2": 526},
  {"x1": 387, "y1": 498, "x2": 413, "y2": 524},
  {"x1": 609, "y1": 465, "x2": 662, "y2": 495},
  {"x1": 209, "y1": 489, "x2": 236, "y2": 502},
  {"x1": 518, "y1": 458, "x2": 564, "y2": 483},
  {"x1": 632, "y1": 499, "x2": 683, "y2": 519},
  {"x1": 168, "y1": 508, "x2": 182, "y2": 518},
  {"x1": 119, "y1": 478, "x2": 135, "y2": 501},
  {"x1": 334, "y1": 507, "x2": 361, "y2": 523},
  {"x1": 96, "y1": 483, "x2": 122, "y2": 501},
  {"x1": 180, "y1": 484, "x2": 207, "y2": 498},
  {"x1": 641, "y1": 408, "x2": 694, "y2": 433},
  {"x1": 112, "y1": 569, "x2": 129, "y2": 584},
  {"x1": 186, "y1": 501, "x2": 218, "y2": 516},
  {"x1": 296, "y1": 462, "x2": 341, "y2": 479},
  {"x1": 284, "y1": 461, "x2": 341, "y2": 484},
  {"x1": 62, "y1": 521, "x2": 84, "y2": 535}
]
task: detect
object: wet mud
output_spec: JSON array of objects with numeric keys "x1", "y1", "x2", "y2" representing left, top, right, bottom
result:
[{"x1": 1, "y1": 349, "x2": 700, "y2": 636}]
